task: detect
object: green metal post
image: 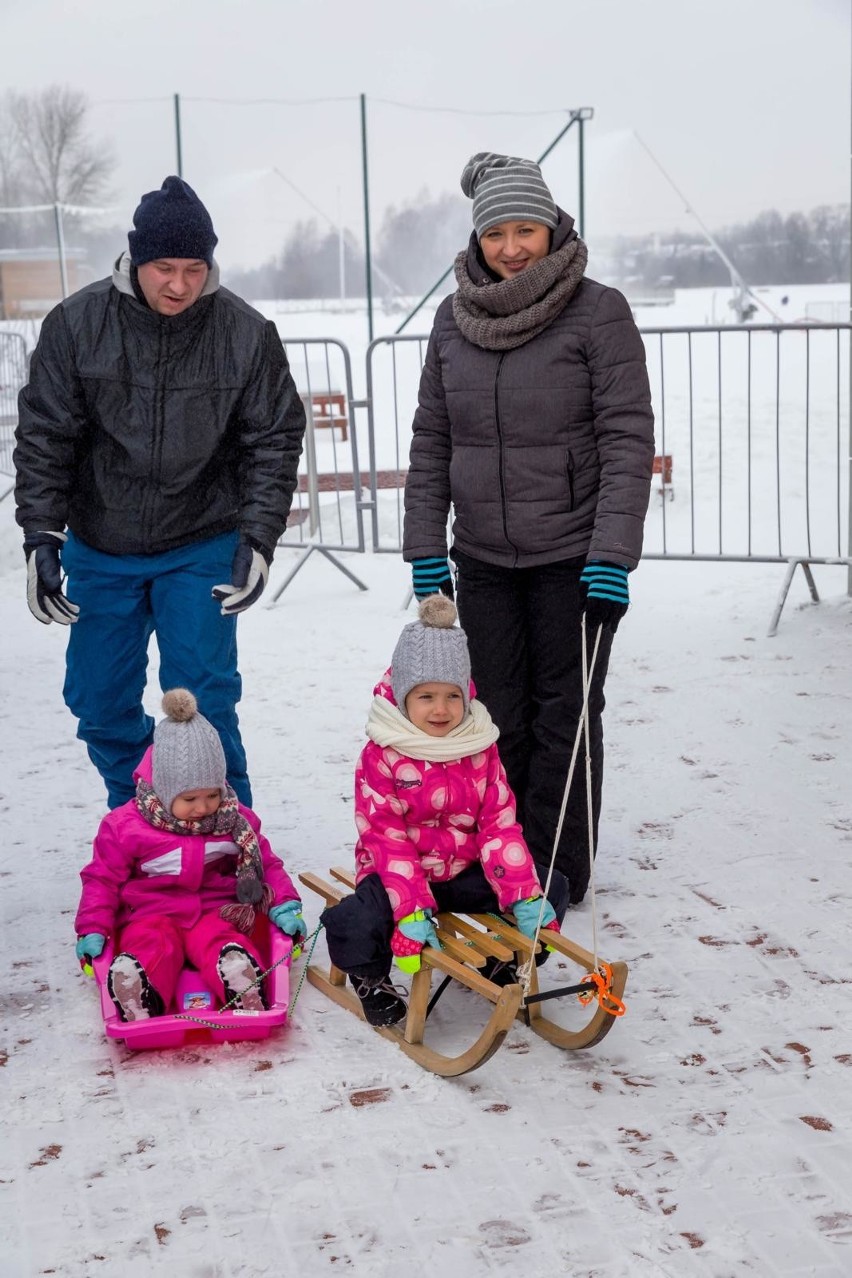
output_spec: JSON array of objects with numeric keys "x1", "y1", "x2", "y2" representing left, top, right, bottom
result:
[
  {"x1": 174, "y1": 93, "x2": 183, "y2": 178},
  {"x1": 360, "y1": 93, "x2": 374, "y2": 342},
  {"x1": 577, "y1": 114, "x2": 585, "y2": 238},
  {"x1": 53, "y1": 203, "x2": 69, "y2": 299}
]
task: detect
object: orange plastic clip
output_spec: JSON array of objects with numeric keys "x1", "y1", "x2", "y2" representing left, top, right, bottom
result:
[{"x1": 577, "y1": 961, "x2": 626, "y2": 1017}]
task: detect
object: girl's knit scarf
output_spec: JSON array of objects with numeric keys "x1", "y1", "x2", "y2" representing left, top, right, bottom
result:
[
  {"x1": 135, "y1": 779, "x2": 273, "y2": 934},
  {"x1": 452, "y1": 234, "x2": 588, "y2": 351},
  {"x1": 366, "y1": 695, "x2": 500, "y2": 763}
]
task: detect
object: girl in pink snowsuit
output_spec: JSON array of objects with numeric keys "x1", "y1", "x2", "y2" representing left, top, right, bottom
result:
[
  {"x1": 75, "y1": 689, "x2": 306, "y2": 1021},
  {"x1": 321, "y1": 595, "x2": 569, "y2": 1026}
]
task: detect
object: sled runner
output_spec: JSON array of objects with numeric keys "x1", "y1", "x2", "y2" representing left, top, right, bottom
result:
[
  {"x1": 299, "y1": 868, "x2": 628, "y2": 1077},
  {"x1": 91, "y1": 920, "x2": 293, "y2": 1051}
]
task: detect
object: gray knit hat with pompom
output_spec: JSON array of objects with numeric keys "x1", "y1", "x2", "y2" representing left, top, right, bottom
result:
[
  {"x1": 151, "y1": 689, "x2": 227, "y2": 810},
  {"x1": 391, "y1": 595, "x2": 472, "y2": 718}
]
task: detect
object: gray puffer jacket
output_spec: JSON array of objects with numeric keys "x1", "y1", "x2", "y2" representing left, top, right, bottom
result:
[
  {"x1": 403, "y1": 218, "x2": 655, "y2": 570},
  {"x1": 15, "y1": 254, "x2": 305, "y2": 556}
]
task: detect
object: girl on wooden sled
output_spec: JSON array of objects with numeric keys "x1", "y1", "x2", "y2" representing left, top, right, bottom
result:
[
  {"x1": 321, "y1": 595, "x2": 569, "y2": 1027},
  {"x1": 75, "y1": 690, "x2": 306, "y2": 1021}
]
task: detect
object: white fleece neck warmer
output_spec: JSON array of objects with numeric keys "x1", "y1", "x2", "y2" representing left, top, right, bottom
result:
[{"x1": 366, "y1": 695, "x2": 500, "y2": 763}]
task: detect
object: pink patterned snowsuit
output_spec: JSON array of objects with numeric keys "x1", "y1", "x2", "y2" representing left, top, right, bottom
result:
[
  {"x1": 354, "y1": 675, "x2": 542, "y2": 922},
  {"x1": 75, "y1": 747, "x2": 299, "y2": 1008}
]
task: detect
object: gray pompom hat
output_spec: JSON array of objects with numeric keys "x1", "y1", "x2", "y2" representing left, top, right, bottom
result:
[
  {"x1": 460, "y1": 151, "x2": 558, "y2": 240},
  {"x1": 151, "y1": 689, "x2": 227, "y2": 810},
  {"x1": 391, "y1": 595, "x2": 472, "y2": 718}
]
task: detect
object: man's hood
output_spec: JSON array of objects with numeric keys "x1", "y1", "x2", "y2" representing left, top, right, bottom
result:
[{"x1": 112, "y1": 250, "x2": 221, "y2": 300}]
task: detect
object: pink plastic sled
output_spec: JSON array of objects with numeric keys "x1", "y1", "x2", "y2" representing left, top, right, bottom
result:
[{"x1": 91, "y1": 919, "x2": 292, "y2": 1051}]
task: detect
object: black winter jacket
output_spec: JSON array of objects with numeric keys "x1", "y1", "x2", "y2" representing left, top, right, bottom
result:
[
  {"x1": 14, "y1": 257, "x2": 306, "y2": 556},
  {"x1": 403, "y1": 221, "x2": 655, "y2": 570}
]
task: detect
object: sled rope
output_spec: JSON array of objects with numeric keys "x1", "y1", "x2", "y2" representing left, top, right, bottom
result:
[
  {"x1": 518, "y1": 618, "x2": 603, "y2": 1001},
  {"x1": 161, "y1": 926, "x2": 321, "y2": 1032},
  {"x1": 581, "y1": 618, "x2": 600, "y2": 970},
  {"x1": 287, "y1": 924, "x2": 322, "y2": 1017}
]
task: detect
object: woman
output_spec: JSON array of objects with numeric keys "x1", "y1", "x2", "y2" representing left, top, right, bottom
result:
[{"x1": 403, "y1": 151, "x2": 654, "y2": 904}]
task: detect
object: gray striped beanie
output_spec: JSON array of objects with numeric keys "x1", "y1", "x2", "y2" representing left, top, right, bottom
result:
[
  {"x1": 460, "y1": 152, "x2": 558, "y2": 240},
  {"x1": 151, "y1": 689, "x2": 227, "y2": 811},
  {"x1": 391, "y1": 595, "x2": 471, "y2": 718}
]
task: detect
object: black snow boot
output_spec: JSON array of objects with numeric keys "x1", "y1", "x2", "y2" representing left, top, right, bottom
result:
[{"x1": 350, "y1": 975, "x2": 407, "y2": 1027}]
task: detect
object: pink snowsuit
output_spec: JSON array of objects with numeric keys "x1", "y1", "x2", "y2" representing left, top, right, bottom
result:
[
  {"x1": 75, "y1": 747, "x2": 299, "y2": 1008},
  {"x1": 354, "y1": 675, "x2": 542, "y2": 921}
]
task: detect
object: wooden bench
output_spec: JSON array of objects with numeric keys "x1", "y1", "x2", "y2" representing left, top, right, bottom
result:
[
  {"x1": 653, "y1": 453, "x2": 673, "y2": 500},
  {"x1": 300, "y1": 391, "x2": 348, "y2": 441},
  {"x1": 295, "y1": 469, "x2": 406, "y2": 494}
]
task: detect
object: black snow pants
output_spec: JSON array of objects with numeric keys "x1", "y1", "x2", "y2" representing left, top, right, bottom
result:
[
  {"x1": 321, "y1": 865, "x2": 570, "y2": 982},
  {"x1": 453, "y1": 548, "x2": 615, "y2": 904}
]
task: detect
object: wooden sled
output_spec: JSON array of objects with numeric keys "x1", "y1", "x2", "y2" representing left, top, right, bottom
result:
[{"x1": 299, "y1": 868, "x2": 628, "y2": 1077}]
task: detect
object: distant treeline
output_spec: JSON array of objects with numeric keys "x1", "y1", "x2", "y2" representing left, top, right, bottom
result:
[
  {"x1": 605, "y1": 204, "x2": 849, "y2": 292},
  {"x1": 226, "y1": 190, "x2": 473, "y2": 302},
  {"x1": 227, "y1": 196, "x2": 850, "y2": 300}
]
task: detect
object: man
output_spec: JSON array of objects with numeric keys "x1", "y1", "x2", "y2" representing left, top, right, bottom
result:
[{"x1": 14, "y1": 176, "x2": 306, "y2": 808}]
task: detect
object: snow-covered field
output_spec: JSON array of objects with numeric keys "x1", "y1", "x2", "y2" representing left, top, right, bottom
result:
[{"x1": 2, "y1": 286, "x2": 852, "y2": 1276}]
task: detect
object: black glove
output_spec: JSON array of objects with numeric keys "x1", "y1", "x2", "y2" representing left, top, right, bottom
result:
[
  {"x1": 579, "y1": 561, "x2": 629, "y2": 634},
  {"x1": 212, "y1": 535, "x2": 273, "y2": 616},
  {"x1": 24, "y1": 531, "x2": 80, "y2": 625},
  {"x1": 411, "y1": 557, "x2": 454, "y2": 602}
]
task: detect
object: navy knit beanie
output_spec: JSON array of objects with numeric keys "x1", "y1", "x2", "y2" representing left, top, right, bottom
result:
[{"x1": 128, "y1": 176, "x2": 218, "y2": 267}]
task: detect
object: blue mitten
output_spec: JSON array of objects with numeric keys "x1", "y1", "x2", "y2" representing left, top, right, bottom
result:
[
  {"x1": 411, "y1": 557, "x2": 454, "y2": 602},
  {"x1": 511, "y1": 897, "x2": 557, "y2": 939},
  {"x1": 579, "y1": 561, "x2": 630, "y2": 633},
  {"x1": 398, "y1": 909, "x2": 441, "y2": 947},
  {"x1": 392, "y1": 908, "x2": 442, "y2": 973},
  {"x1": 269, "y1": 901, "x2": 308, "y2": 942},
  {"x1": 76, "y1": 932, "x2": 106, "y2": 975}
]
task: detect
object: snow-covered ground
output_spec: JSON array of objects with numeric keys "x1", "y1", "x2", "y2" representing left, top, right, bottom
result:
[{"x1": 2, "y1": 287, "x2": 852, "y2": 1276}]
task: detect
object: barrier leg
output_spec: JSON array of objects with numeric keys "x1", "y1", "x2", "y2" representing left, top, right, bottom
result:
[
  {"x1": 767, "y1": 558, "x2": 819, "y2": 637},
  {"x1": 267, "y1": 544, "x2": 368, "y2": 605}
]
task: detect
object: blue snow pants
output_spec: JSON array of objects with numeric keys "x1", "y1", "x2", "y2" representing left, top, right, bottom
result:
[{"x1": 61, "y1": 531, "x2": 251, "y2": 810}]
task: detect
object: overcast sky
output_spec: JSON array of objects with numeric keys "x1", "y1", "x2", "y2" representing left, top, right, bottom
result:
[{"x1": 2, "y1": 0, "x2": 849, "y2": 271}]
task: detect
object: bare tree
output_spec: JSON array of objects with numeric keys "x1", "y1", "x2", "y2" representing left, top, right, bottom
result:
[{"x1": 5, "y1": 85, "x2": 114, "y2": 205}]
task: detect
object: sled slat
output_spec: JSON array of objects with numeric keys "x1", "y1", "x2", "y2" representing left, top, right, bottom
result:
[
  {"x1": 298, "y1": 871, "x2": 347, "y2": 907},
  {"x1": 439, "y1": 914, "x2": 514, "y2": 961},
  {"x1": 422, "y1": 947, "x2": 501, "y2": 1003},
  {"x1": 536, "y1": 930, "x2": 598, "y2": 973},
  {"x1": 469, "y1": 914, "x2": 540, "y2": 956},
  {"x1": 330, "y1": 866, "x2": 357, "y2": 889},
  {"x1": 434, "y1": 930, "x2": 486, "y2": 968}
]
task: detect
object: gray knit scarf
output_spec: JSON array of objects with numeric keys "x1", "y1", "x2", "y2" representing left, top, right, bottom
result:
[{"x1": 452, "y1": 235, "x2": 588, "y2": 351}]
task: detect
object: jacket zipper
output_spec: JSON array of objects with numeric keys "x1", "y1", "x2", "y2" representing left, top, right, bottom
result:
[
  {"x1": 144, "y1": 320, "x2": 168, "y2": 544},
  {"x1": 493, "y1": 354, "x2": 519, "y2": 564},
  {"x1": 567, "y1": 451, "x2": 575, "y2": 509}
]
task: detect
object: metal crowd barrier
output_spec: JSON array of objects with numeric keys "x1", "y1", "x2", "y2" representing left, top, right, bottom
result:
[
  {"x1": 642, "y1": 323, "x2": 852, "y2": 632},
  {"x1": 364, "y1": 324, "x2": 852, "y2": 634},
  {"x1": 0, "y1": 331, "x2": 28, "y2": 501},
  {"x1": 269, "y1": 335, "x2": 368, "y2": 598},
  {"x1": 4, "y1": 319, "x2": 850, "y2": 634}
]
